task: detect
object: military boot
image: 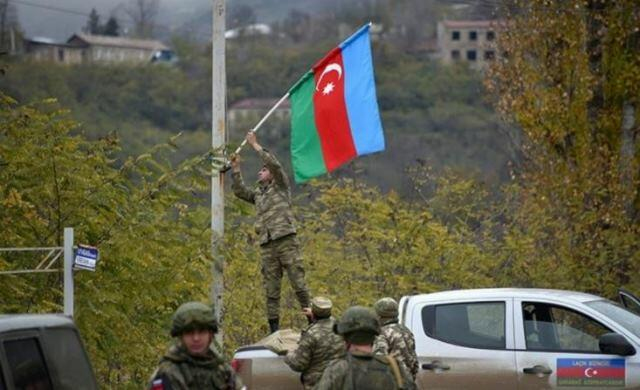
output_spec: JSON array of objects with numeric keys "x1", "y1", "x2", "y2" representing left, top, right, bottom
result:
[{"x1": 268, "y1": 318, "x2": 279, "y2": 333}]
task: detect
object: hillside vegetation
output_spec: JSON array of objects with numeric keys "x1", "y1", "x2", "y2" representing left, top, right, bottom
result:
[{"x1": 1, "y1": 1, "x2": 638, "y2": 388}]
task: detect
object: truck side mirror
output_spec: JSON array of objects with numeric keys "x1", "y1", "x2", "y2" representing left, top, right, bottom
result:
[{"x1": 599, "y1": 333, "x2": 635, "y2": 356}]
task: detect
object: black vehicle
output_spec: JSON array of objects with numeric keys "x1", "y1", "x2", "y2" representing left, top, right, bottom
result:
[{"x1": 0, "y1": 314, "x2": 98, "y2": 390}]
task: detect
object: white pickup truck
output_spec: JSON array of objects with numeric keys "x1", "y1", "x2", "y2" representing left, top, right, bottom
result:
[{"x1": 232, "y1": 288, "x2": 640, "y2": 389}]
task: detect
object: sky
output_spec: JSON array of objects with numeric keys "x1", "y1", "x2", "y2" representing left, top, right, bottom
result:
[{"x1": 14, "y1": 0, "x2": 212, "y2": 41}]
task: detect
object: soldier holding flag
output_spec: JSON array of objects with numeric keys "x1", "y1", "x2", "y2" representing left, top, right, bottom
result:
[{"x1": 230, "y1": 131, "x2": 311, "y2": 333}]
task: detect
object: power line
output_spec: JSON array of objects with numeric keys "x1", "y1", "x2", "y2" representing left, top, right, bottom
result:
[
  {"x1": 11, "y1": 0, "x2": 90, "y2": 17},
  {"x1": 10, "y1": 0, "x2": 210, "y2": 37}
]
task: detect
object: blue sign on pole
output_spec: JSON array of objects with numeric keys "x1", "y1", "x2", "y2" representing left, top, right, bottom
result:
[{"x1": 74, "y1": 245, "x2": 99, "y2": 271}]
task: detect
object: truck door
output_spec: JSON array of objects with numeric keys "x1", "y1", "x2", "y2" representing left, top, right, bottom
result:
[
  {"x1": 0, "y1": 360, "x2": 6, "y2": 390},
  {"x1": 515, "y1": 300, "x2": 640, "y2": 389},
  {"x1": 413, "y1": 299, "x2": 517, "y2": 389},
  {"x1": 1, "y1": 332, "x2": 54, "y2": 390}
]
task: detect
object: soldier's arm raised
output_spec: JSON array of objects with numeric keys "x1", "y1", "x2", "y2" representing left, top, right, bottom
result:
[
  {"x1": 230, "y1": 155, "x2": 256, "y2": 203},
  {"x1": 258, "y1": 149, "x2": 289, "y2": 189},
  {"x1": 246, "y1": 131, "x2": 289, "y2": 189}
]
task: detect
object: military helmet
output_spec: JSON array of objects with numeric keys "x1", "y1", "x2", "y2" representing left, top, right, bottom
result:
[
  {"x1": 171, "y1": 302, "x2": 218, "y2": 337},
  {"x1": 334, "y1": 306, "x2": 380, "y2": 344},
  {"x1": 374, "y1": 297, "x2": 399, "y2": 319},
  {"x1": 311, "y1": 296, "x2": 332, "y2": 318}
]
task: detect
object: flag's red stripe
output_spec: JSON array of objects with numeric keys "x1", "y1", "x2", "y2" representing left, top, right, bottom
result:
[
  {"x1": 312, "y1": 50, "x2": 357, "y2": 172},
  {"x1": 557, "y1": 367, "x2": 625, "y2": 378}
]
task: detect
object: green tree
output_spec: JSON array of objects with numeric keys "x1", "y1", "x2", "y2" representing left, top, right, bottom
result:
[
  {"x1": 85, "y1": 8, "x2": 101, "y2": 35},
  {"x1": 486, "y1": 0, "x2": 640, "y2": 296},
  {"x1": 0, "y1": 92, "x2": 219, "y2": 388},
  {"x1": 103, "y1": 16, "x2": 120, "y2": 37}
]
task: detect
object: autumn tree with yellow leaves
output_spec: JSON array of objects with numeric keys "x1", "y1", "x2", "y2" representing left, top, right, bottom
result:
[{"x1": 486, "y1": 0, "x2": 640, "y2": 295}]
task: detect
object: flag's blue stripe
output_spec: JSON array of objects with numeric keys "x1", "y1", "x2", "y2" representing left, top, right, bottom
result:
[
  {"x1": 557, "y1": 359, "x2": 625, "y2": 368},
  {"x1": 340, "y1": 24, "x2": 385, "y2": 156}
]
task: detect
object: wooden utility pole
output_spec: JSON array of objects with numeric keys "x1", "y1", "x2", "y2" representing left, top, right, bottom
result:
[{"x1": 211, "y1": 0, "x2": 226, "y2": 345}]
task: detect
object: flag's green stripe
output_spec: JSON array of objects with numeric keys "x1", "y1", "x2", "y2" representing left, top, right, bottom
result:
[{"x1": 290, "y1": 71, "x2": 326, "y2": 182}]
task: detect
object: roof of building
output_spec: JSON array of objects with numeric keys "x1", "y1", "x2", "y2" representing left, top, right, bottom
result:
[
  {"x1": 26, "y1": 36, "x2": 62, "y2": 44},
  {"x1": 441, "y1": 20, "x2": 498, "y2": 29},
  {"x1": 230, "y1": 98, "x2": 291, "y2": 110},
  {"x1": 68, "y1": 33, "x2": 169, "y2": 50}
]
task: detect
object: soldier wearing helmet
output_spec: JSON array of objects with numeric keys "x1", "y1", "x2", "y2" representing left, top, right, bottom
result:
[
  {"x1": 148, "y1": 302, "x2": 243, "y2": 390},
  {"x1": 315, "y1": 306, "x2": 415, "y2": 390},
  {"x1": 284, "y1": 297, "x2": 345, "y2": 389},
  {"x1": 373, "y1": 297, "x2": 419, "y2": 380}
]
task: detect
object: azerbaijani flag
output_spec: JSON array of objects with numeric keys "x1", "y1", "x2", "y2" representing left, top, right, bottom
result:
[
  {"x1": 288, "y1": 23, "x2": 385, "y2": 183},
  {"x1": 557, "y1": 359, "x2": 625, "y2": 387}
]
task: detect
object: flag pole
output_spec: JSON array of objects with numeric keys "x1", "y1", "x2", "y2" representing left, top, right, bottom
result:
[
  {"x1": 220, "y1": 92, "x2": 289, "y2": 172},
  {"x1": 231, "y1": 92, "x2": 290, "y2": 156}
]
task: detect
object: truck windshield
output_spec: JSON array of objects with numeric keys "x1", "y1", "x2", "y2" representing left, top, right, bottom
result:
[{"x1": 585, "y1": 300, "x2": 640, "y2": 338}]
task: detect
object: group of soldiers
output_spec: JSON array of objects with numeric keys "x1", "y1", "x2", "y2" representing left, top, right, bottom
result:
[
  {"x1": 284, "y1": 296, "x2": 419, "y2": 390},
  {"x1": 148, "y1": 132, "x2": 420, "y2": 389}
]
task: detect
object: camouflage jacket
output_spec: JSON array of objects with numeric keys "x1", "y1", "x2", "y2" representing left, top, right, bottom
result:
[
  {"x1": 314, "y1": 350, "x2": 416, "y2": 390},
  {"x1": 284, "y1": 317, "x2": 345, "y2": 389},
  {"x1": 148, "y1": 343, "x2": 241, "y2": 390},
  {"x1": 232, "y1": 149, "x2": 297, "y2": 245},
  {"x1": 373, "y1": 320, "x2": 419, "y2": 380}
]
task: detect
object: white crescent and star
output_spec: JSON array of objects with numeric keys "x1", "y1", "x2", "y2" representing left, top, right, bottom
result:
[
  {"x1": 316, "y1": 63, "x2": 343, "y2": 95},
  {"x1": 584, "y1": 368, "x2": 598, "y2": 378}
]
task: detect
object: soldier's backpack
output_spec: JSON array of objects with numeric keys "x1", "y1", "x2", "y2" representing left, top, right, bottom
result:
[{"x1": 347, "y1": 354, "x2": 407, "y2": 390}]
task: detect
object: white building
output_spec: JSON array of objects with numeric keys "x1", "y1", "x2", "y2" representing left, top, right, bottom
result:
[{"x1": 24, "y1": 33, "x2": 171, "y2": 65}]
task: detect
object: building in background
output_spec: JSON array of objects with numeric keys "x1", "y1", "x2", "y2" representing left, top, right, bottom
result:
[
  {"x1": 228, "y1": 98, "x2": 291, "y2": 122},
  {"x1": 23, "y1": 37, "x2": 82, "y2": 64},
  {"x1": 436, "y1": 20, "x2": 498, "y2": 69},
  {"x1": 24, "y1": 33, "x2": 172, "y2": 65},
  {"x1": 228, "y1": 98, "x2": 291, "y2": 138}
]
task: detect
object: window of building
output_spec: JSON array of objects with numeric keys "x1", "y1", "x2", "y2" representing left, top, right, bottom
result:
[
  {"x1": 484, "y1": 50, "x2": 495, "y2": 60},
  {"x1": 467, "y1": 50, "x2": 477, "y2": 61},
  {"x1": 469, "y1": 31, "x2": 477, "y2": 41},
  {"x1": 451, "y1": 50, "x2": 461, "y2": 60},
  {"x1": 422, "y1": 301, "x2": 506, "y2": 349},
  {"x1": 4, "y1": 338, "x2": 53, "y2": 390},
  {"x1": 487, "y1": 30, "x2": 495, "y2": 41},
  {"x1": 451, "y1": 31, "x2": 460, "y2": 40}
]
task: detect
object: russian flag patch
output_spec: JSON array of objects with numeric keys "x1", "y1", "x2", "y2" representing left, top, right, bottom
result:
[{"x1": 151, "y1": 378, "x2": 165, "y2": 390}]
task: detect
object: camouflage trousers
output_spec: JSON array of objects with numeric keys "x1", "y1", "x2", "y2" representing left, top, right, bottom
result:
[{"x1": 260, "y1": 234, "x2": 310, "y2": 319}]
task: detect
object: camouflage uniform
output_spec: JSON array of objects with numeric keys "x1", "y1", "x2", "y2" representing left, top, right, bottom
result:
[
  {"x1": 315, "y1": 305, "x2": 416, "y2": 390},
  {"x1": 232, "y1": 149, "x2": 310, "y2": 320},
  {"x1": 148, "y1": 302, "x2": 242, "y2": 390},
  {"x1": 373, "y1": 297, "x2": 419, "y2": 380},
  {"x1": 149, "y1": 344, "x2": 238, "y2": 390},
  {"x1": 284, "y1": 297, "x2": 345, "y2": 389},
  {"x1": 373, "y1": 321, "x2": 419, "y2": 380},
  {"x1": 314, "y1": 350, "x2": 416, "y2": 390}
]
